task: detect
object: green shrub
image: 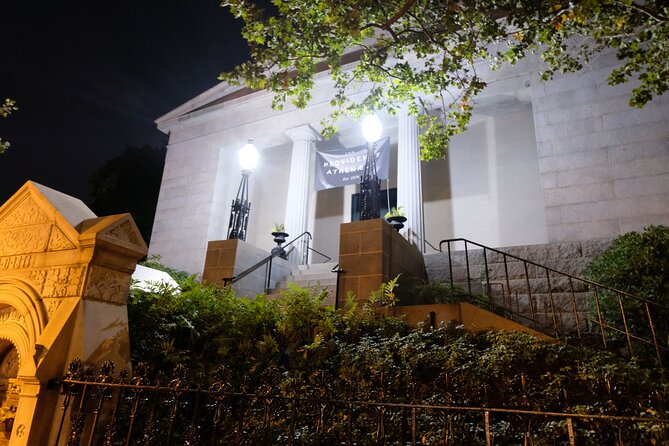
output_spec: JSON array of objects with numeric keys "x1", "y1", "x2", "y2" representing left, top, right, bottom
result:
[
  {"x1": 585, "y1": 225, "x2": 669, "y2": 349},
  {"x1": 125, "y1": 267, "x2": 669, "y2": 443}
]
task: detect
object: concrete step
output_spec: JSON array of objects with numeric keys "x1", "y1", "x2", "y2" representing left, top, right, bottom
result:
[
  {"x1": 295, "y1": 262, "x2": 338, "y2": 276},
  {"x1": 276, "y1": 277, "x2": 337, "y2": 289},
  {"x1": 267, "y1": 261, "x2": 339, "y2": 304}
]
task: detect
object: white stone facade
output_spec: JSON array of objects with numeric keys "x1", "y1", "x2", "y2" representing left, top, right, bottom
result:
[{"x1": 151, "y1": 52, "x2": 669, "y2": 274}]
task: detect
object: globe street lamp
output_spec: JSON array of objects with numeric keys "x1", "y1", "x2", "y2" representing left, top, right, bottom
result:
[
  {"x1": 227, "y1": 139, "x2": 259, "y2": 241},
  {"x1": 359, "y1": 115, "x2": 383, "y2": 220}
]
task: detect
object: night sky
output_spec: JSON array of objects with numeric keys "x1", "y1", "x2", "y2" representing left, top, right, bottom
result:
[{"x1": 0, "y1": 0, "x2": 248, "y2": 204}]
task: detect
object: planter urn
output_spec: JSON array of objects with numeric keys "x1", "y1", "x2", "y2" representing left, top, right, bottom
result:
[
  {"x1": 271, "y1": 231, "x2": 289, "y2": 260},
  {"x1": 386, "y1": 216, "x2": 407, "y2": 232}
]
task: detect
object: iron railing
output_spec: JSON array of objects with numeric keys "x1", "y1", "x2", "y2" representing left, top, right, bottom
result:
[
  {"x1": 285, "y1": 231, "x2": 331, "y2": 265},
  {"x1": 331, "y1": 264, "x2": 344, "y2": 309},
  {"x1": 54, "y1": 360, "x2": 669, "y2": 446},
  {"x1": 223, "y1": 246, "x2": 295, "y2": 292},
  {"x1": 224, "y1": 232, "x2": 331, "y2": 294},
  {"x1": 438, "y1": 238, "x2": 669, "y2": 364}
]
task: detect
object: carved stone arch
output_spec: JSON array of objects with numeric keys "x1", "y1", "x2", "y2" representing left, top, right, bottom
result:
[
  {"x1": 0, "y1": 278, "x2": 47, "y2": 376},
  {"x1": 0, "y1": 339, "x2": 19, "y2": 378},
  {"x1": 0, "y1": 332, "x2": 30, "y2": 377}
]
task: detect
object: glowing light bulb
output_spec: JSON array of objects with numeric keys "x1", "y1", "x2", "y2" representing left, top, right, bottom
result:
[
  {"x1": 238, "y1": 139, "x2": 259, "y2": 170},
  {"x1": 361, "y1": 114, "x2": 383, "y2": 143}
]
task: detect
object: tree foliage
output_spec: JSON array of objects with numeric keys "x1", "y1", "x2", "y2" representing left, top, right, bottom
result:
[
  {"x1": 585, "y1": 225, "x2": 669, "y2": 343},
  {"x1": 0, "y1": 98, "x2": 17, "y2": 154},
  {"x1": 89, "y1": 144, "x2": 166, "y2": 243},
  {"x1": 220, "y1": 0, "x2": 669, "y2": 159}
]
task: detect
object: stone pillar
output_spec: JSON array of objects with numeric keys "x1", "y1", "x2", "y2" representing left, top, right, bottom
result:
[
  {"x1": 284, "y1": 125, "x2": 322, "y2": 263},
  {"x1": 397, "y1": 107, "x2": 425, "y2": 251},
  {"x1": 11, "y1": 377, "x2": 40, "y2": 446}
]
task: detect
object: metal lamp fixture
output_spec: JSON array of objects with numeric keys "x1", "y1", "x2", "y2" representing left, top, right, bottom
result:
[
  {"x1": 359, "y1": 115, "x2": 383, "y2": 220},
  {"x1": 227, "y1": 139, "x2": 259, "y2": 241}
]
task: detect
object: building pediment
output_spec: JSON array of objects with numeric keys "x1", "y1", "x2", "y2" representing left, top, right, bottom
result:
[
  {"x1": 77, "y1": 214, "x2": 148, "y2": 258},
  {"x1": 0, "y1": 181, "x2": 86, "y2": 257},
  {"x1": 155, "y1": 81, "x2": 247, "y2": 131}
]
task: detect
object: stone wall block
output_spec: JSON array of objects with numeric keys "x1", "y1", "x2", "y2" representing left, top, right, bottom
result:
[
  {"x1": 549, "y1": 293, "x2": 577, "y2": 312},
  {"x1": 542, "y1": 258, "x2": 591, "y2": 276},
  {"x1": 507, "y1": 261, "x2": 538, "y2": 280},
  {"x1": 483, "y1": 250, "x2": 505, "y2": 264},
  {"x1": 547, "y1": 219, "x2": 621, "y2": 242},
  {"x1": 536, "y1": 116, "x2": 606, "y2": 145},
  {"x1": 609, "y1": 154, "x2": 669, "y2": 180},
  {"x1": 557, "y1": 165, "x2": 612, "y2": 188},
  {"x1": 425, "y1": 267, "x2": 450, "y2": 283},
  {"x1": 535, "y1": 139, "x2": 553, "y2": 157},
  {"x1": 539, "y1": 149, "x2": 609, "y2": 173},
  {"x1": 544, "y1": 182, "x2": 615, "y2": 207},
  {"x1": 620, "y1": 213, "x2": 669, "y2": 233},
  {"x1": 616, "y1": 193, "x2": 669, "y2": 218},
  {"x1": 544, "y1": 94, "x2": 630, "y2": 125},
  {"x1": 559, "y1": 200, "x2": 619, "y2": 224},
  {"x1": 558, "y1": 313, "x2": 577, "y2": 333},
  {"x1": 541, "y1": 172, "x2": 558, "y2": 189},
  {"x1": 545, "y1": 241, "x2": 584, "y2": 260},
  {"x1": 581, "y1": 239, "x2": 612, "y2": 258},
  {"x1": 607, "y1": 139, "x2": 669, "y2": 163},
  {"x1": 448, "y1": 265, "x2": 470, "y2": 283},
  {"x1": 543, "y1": 74, "x2": 598, "y2": 96},
  {"x1": 423, "y1": 253, "x2": 450, "y2": 270},
  {"x1": 614, "y1": 173, "x2": 669, "y2": 199},
  {"x1": 511, "y1": 295, "x2": 535, "y2": 314},
  {"x1": 463, "y1": 249, "x2": 485, "y2": 265}
]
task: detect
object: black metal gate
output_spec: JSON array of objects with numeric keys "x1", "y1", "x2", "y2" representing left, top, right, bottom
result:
[{"x1": 51, "y1": 359, "x2": 669, "y2": 445}]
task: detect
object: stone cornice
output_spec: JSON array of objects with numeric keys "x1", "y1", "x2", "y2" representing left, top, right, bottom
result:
[{"x1": 284, "y1": 124, "x2": 323, "y2": 143}]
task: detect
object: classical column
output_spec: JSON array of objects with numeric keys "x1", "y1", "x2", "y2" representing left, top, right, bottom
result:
[
  {"x1": 284, "y1": 124, "x2": 322, "y2": 263},
  {"x1": 397, "y1": 107, "x2": 425, "y2": 251}
]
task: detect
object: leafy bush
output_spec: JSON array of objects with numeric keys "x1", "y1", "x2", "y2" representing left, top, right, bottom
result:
[
  {"x1": 585, "y1": 225, "x2": 669, "y2": 349},
  {"x1": 126, "y1": 268, "x2": 669, "y2": 443}
]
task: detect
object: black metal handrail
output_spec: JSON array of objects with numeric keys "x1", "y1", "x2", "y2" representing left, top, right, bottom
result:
[
  {"x1": 223, "y1": 246, "x2": 295, "y2": 292},
  {"x1": 438, "y1": 238, "x2": 669, "y2": 363},
  {"x1": 283, "y1": 231, "x2": 331, "y2": 265},
  {"x1": 223, "y1": 232, "x2": 332, "y2": 295},
  {"x1": 331, "y1": 264, "x2": 344, "y2": 309}
]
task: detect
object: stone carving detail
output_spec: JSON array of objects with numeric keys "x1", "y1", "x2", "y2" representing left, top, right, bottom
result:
[
  {"x1": 0, "y1": 225, "x2": 50, "y2": 257},
  {"x1": 42, "y1": 266, "x2": 85, "y2": 298},
  {"x1": 0, "y1": 255, "x2": 34, "y2": 271},
  {"x1": 0, "y1": 379, "x2": 21, "y2": 395},
  {"x1": 105, "y1": 221, "x2": 143, "y2": 246},
  {"x1": 44, "y1": 299, "x2": 62, "y2": 319},
  {"x1": 0, "y1": 307, "x2": 26, "y2": 326},
  {"x1": 0, "y1": 197, "x2": 49, "y2": 229},
  {"x1": 25, "y1": 270, "x2": 47, "y2": 294},
  {"x1": 85, "y1": 266, "x2": 131, "y2": 305},
  {"x1": 47, "y1": 227, "x2": 76, "y2": 251}
]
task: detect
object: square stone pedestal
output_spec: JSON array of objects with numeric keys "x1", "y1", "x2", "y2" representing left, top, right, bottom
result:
[
  {"x1": 202, "y1": 239, "x2": 294, "y2": 297},
  {"x1": 338, "y1": 219, "x2": 426, "y2": 303}
]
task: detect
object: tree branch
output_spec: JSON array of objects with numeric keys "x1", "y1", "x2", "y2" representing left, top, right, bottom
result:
[
  {"x1": 382, "y1": 0, "x2": 419, "y2": 30},
  {"x1": 622, "y1": 1, "x2": 669, "y2": 23}
]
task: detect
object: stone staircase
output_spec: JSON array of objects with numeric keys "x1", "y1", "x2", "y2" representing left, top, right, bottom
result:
[
  {"x1": 425, "y1": 239, "x2": 613, "y2": 336},
  {"x1": 268, "y1": 262, "x2": 339, "y2": 306}
]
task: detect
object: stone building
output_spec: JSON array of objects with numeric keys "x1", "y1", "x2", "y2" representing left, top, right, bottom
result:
[
  {"x1": 0, "y1": 182, "x2": 147, "y2": 445},
  {"x1": 150, "y1": 50, "x2": 669, "y2": 276}
]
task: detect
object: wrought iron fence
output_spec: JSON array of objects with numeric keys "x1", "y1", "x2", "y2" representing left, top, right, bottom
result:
[
  {"x1": 53, "y1": 360, "x2": 669, "y2": 445},
  {"x1": 438, "y1": 238, "x2": 669, "y2": 364}
]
